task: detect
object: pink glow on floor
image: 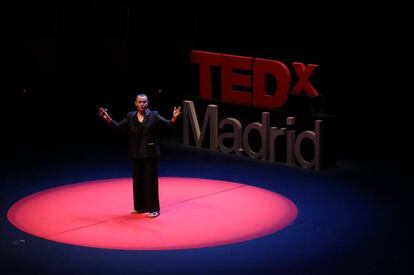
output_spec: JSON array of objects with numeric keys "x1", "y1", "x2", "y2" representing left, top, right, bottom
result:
[{"x1": 7, "y1": 177, "x2": 297, "y2": 250}]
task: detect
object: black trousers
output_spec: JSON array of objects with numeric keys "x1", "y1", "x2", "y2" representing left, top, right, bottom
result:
[{"x1": 131, "y1": 158, "x2": 160, "y2": 212}]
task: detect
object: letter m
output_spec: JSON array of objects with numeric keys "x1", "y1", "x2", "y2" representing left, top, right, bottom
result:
[{"x1": 183, "y1": 100, "x2": 218, "y2": 150}]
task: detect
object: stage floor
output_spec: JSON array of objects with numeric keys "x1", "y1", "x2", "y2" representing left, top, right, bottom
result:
[
  {"x1": 0, "y1": 142, "x2": 410, "y2": 274},
  {"x1": 8, "y1": 177, "x2": 297, "y2": 250}
]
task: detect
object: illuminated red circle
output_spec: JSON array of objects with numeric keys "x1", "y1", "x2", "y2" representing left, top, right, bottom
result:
[{"x1": 7, "y1": 177, "x2": 297, "y2": 250}]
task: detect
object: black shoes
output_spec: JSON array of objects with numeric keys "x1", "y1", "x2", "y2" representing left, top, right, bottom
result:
[
  {"x1": 147, "y1": 211, "x2": 160, "y2": 218},
  {"x1": 131, "y1": 209, "x2": 160, "y2": 218}
]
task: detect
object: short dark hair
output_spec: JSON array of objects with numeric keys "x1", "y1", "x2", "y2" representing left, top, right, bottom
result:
[{"x1": 136, "y1": 93, "x2": 148, "y2": 100}]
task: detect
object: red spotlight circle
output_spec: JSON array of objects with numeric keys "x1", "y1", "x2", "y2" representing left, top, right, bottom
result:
[{"x1": 8, "y1": 177, "x2": 297, "y2": 250}]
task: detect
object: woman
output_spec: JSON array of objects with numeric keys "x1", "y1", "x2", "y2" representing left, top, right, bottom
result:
[{"x1": 98, "y1": 93, "x2": 181, "y2": 218}]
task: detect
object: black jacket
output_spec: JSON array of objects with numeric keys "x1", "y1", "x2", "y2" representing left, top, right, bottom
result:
[{"x1": 109, "y1": 109, "x2": 174, "y2": 159}]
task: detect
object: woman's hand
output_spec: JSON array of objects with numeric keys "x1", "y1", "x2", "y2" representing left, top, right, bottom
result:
[
  {"x1": 98, "y1": 107, "x2": 112, "y2": 123},
  {"x1": 173, "y1": 106, "x2": 182, "y2": 118},
  {"x1": 171, "y1": 106, "x2": 182, "y2": 123}
]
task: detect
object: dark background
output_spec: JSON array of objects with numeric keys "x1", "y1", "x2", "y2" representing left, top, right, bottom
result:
[{"x1": 3, "y1": 3, "x2": 411, "y2": 166}]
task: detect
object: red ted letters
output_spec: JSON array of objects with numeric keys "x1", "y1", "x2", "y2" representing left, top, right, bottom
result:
[{"x1": 191, "y1": 50, "x2": 319, "y2": 109}]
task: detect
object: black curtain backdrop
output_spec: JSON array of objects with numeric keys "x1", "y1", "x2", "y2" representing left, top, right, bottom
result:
[{"x1": 3, "y1": 2, "x2": 411, "y2": 169}]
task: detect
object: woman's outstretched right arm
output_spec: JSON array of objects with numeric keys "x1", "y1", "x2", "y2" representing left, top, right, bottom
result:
[{"x1": 98, "y1": 107, "x2": 128, "y2": 131}]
